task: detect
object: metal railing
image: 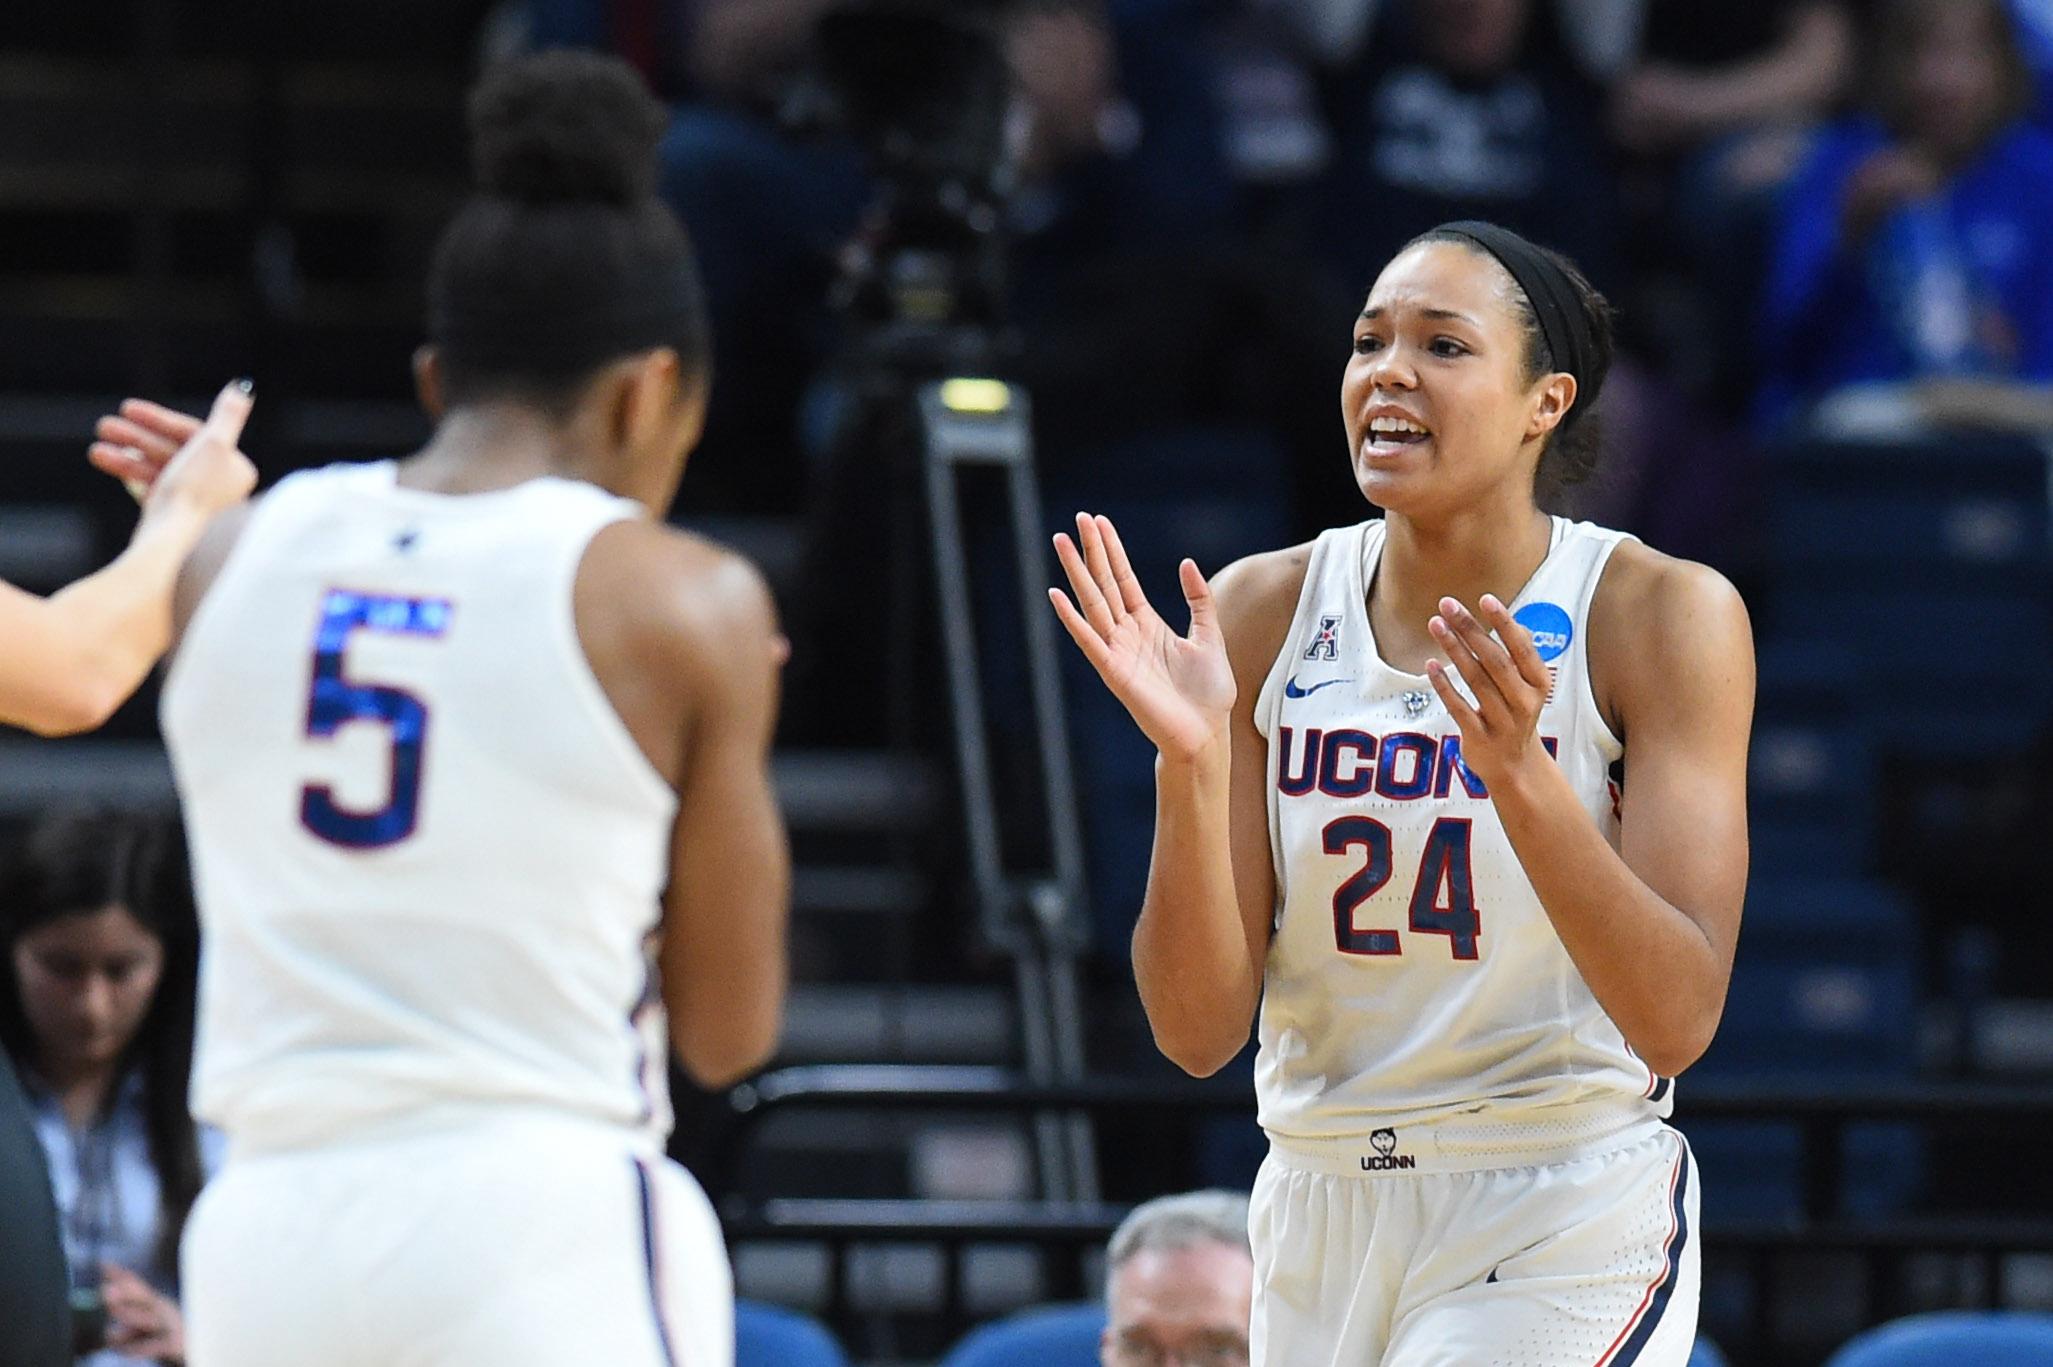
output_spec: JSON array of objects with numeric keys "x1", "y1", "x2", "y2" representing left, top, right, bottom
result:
[{"x1": 711, "y1": 1065, "x2": 2053, "y2": 1362}]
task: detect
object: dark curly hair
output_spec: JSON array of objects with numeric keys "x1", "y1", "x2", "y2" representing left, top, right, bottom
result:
[
  {"x1": 1408, "y1": 229, "x2": 1616, "y2": 500},
  {"x1": 426, "y1": 51, "x2": 710, "y2": 417}
]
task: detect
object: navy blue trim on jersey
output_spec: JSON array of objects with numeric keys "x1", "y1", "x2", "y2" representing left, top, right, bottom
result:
[
  {"x1": 1648, "y1": 1076, "x2": 1672, "y2": 1105},
  {"x1": 633, "y1": 1158, "x2": 679, "y2": 1367},
  {"x1": 1610, "y1": 1141, "x2": 1691, "y2": 1366}
]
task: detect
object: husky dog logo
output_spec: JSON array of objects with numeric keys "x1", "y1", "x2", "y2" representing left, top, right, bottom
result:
[
  {"x1": 1361, "y1": 1126, "x2": 1416, "y2": 1171},
  {"x1": 1304, "y1": 614, "x2": 1343, "y2": 661}
]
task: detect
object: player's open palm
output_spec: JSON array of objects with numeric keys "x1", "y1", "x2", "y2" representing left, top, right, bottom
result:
[
  {"x1": 88, "y1": 381, "x2": 255, "y2": 518},
  {"x1": 1049, "y1": 512, "x2": 1234, "y2": 762},
  {"x1": 145, "y1": 381, "x2": 257, "y2": 522}
]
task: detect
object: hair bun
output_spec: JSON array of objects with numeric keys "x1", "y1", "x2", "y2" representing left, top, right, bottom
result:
[{"x1": 468, "y1": 51, "x2": 666, "y2": 206}]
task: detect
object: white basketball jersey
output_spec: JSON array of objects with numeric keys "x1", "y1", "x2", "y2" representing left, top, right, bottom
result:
[
  {"x1": 161, "y1": 461, "x2": 678, "y2": 1154},
  {"x1": 1254, "y1": 516, "x2": 1670, "y2": 1170}
]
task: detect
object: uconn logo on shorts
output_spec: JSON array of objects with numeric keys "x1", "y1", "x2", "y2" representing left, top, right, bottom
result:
[{"x1": 1360, "y1": 1128, "x2": 1416, "y2": 1172}]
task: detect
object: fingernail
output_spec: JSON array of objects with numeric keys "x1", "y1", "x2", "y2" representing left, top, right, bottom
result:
[{"x1": 234, "y1": 377, "x2": 254, "y2": 394}]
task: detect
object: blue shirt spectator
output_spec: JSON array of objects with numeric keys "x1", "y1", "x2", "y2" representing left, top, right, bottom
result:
[
  {"x1": 24, "y1": 1075, "x2": 223, "y2": 1367},
  {"x1": 2, "y1": 810, "x2": 208, "y2": 1367},
  {"x1": 1761, "y1": 0, "x2": 2053, "y2": 423},
  {"x1": 2013, "y1": 0, "x2": 2053, "y2": 127}
]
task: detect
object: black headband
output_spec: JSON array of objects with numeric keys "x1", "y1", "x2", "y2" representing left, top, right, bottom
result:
[{"x1": 1430, "y1": 220, "x2": 1602, "y2": 423}]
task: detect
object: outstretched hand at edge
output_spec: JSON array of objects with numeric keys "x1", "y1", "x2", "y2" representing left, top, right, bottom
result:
[
  {"x1": 88, "y1": 381, "x2": 256, "y2": 518},
  {"x1": 1047, "y1": 512, "x2": 1235, "y2": 762}
]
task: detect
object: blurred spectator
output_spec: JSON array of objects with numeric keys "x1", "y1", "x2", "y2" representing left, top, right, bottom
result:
[
  {"x1": 1101, "y1": 1190, "x2": 1253, "y2": 1366},
  {"x1": 1197, "y1": 0, "x2": 1347, "y2": 192},
  {"x1": 541, "y1": 0, "x2": 1243, "y2": 515},
  {"x1": 781, "y1": 2, "x2": 1333, "y2": 747},
  {"x1": 2009, "y1": 0, "x2": 2053, "y2": 127},
  {"x1": 1010, "y1": 1, "x2": 1236, "y2": 260},
  {"x1": 636, "y1": 0, "x2": 865, "y2": 515},
  {"x1": 1312, "y1": 0, "x2": 1624, "y2": 297},
  {"x1": 1, "y1": 809, "x2": 218, "y2": 1367},
  {"x1": 1611, "y1": 2, "x2": 1855, "y2": 162},
  {"x1": 1608, "y1": 1, "x2": 1857, "y2": 395},
  {"x1": 1760, "y1": 0, "x2": 2053, "y2": 433}
]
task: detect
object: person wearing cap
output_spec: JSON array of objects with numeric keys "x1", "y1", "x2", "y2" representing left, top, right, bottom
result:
[{"x1": 1050, "y1": 221, "x2": 1751, "y2": 1365}]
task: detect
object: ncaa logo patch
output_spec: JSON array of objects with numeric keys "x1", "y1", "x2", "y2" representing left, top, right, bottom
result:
[{"x1": 1513, "y1": 602, "x2": 1573, "y2": 663}]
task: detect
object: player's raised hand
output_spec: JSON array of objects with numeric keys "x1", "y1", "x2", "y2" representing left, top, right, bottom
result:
[
  {"x1": 1425, "y1": 593, "x2": 1551, "y2": 790},
  {"x1": 135, "y1": 380, "x2": 257, "y2": 523},
  {"x1": 1049, "y1": 512, "x2": 1234, "y2": 762},
  {"x1": 88, "y1": 396, "x2": 202, "y2": 498}
]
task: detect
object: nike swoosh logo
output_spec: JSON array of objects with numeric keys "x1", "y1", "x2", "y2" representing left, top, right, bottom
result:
[{"x1": 1284, "y1": 676, "x2": 1351, "y2": 699}]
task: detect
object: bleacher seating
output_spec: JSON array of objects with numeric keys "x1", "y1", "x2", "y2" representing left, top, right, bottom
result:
[
  {"x1": 939, "y1": 1302, "x2": 1104, "y2": 1367},
  {"x1": 1823, "y1": 1310, "x2": 2053, "y2": 1366},
  {"x1": 736, "y1": 1299, "x2": 852, "y2": 1367},
  {"x1": 1762, "y1": 437, "x2": 2053, "y2": 758}
]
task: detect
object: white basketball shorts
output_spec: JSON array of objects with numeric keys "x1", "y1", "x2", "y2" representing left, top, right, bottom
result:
[
  {"x1": 1250, "y1": 1126, "x2": 1700, "y2": 1366},
  {"x1": 181, "y1": 1114, "x2": 732, "y2": 1367}
]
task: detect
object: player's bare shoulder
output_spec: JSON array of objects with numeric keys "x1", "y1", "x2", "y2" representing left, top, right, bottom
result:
[
  {"x1": 1209, "y1": 541, "x2": 1315, "y2": 688},
  {"x1": 575, "y1": 518, "x2": 782, "y2": 783},
  {"x1": 578, "y1": 519, "x2": 779, "y2": 674},
  {"x1": 1588, "y1": 538, "x2": 1754, "y2": 739}
]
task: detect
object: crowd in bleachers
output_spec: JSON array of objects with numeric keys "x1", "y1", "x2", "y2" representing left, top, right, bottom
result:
[{"x1": 526, "y1": 0, "x2": 2050, "y2": 535}]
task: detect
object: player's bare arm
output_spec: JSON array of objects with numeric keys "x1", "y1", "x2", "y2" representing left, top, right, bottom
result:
[
  {"x1": 1426, "y1": 542, "x2": 1753, "y2": 1077},
  {"x1": 1051, "y1": 514, "x2": 1303, "y2": 1076},
  {"x1": 0, "y1": 382, "x2": 254, "y2": 736},
  {"x1": 579, "y1": 520, "x2": 791, "y2": 1089}
]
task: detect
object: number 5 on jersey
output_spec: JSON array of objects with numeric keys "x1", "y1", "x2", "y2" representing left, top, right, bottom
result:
[
  {"x1": 1323, "y1": 815, "x2": 1480, "y2": 959},
  {"x1": 301, "y1": 590, "x2": 452, "y2": 850}
]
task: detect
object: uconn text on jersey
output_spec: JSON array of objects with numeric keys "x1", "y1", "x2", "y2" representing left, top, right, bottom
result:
[{"x1": 1275, "y1": 726, "x2": 1561, "y2": 801}]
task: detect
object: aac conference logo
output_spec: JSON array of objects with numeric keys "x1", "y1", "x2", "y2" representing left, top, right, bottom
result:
[{"x1": 1513, "y1": 602, "x2": 1573, "y2": 663}]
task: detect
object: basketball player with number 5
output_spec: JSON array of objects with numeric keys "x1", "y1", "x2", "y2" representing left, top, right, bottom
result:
[
  {"x1": 1051, "y1": 223, "x2": 1753, "y2": 1365},
  {"x1": 133, "y1": 54, "x2": 788, "y2": 1367}
]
